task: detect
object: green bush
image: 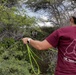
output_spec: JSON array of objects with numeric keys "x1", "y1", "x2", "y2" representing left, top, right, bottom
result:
[
  {"x1": 0, "y1": 58, "x2": 31, "y2": 75},
  {"x1": 0, "y1": 26, "x2": 58, "y2": 75},
  {"x1": 0, "y1": 38, "x2": 32, "y2": 75}
]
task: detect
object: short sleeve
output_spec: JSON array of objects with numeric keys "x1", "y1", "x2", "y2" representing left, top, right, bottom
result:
[{"x1": 46, "y1": 30, "x2": 59, "y2": 48}]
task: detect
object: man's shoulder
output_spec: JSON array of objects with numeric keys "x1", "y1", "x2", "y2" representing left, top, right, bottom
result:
[
  {"x1": 57, "y1": 26, "x2": 72, "y2": 33},
  {"x1": 60, "y1": 26, "x2": 71, "y2": 29},
  {"x1": 58, "y1": 26, "x2": 71, "y2": 31}
]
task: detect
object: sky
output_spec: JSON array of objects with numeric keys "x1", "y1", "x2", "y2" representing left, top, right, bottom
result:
[
  {"x1": 25, "y1": 9, "x2": 53, "y2": 26},
  {"x1": 20, "y1": 4, "x2": 53, "y2": 27}
]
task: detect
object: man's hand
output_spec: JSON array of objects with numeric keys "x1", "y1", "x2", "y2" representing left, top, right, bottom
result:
[{"x1": 22, "y1": 38, "x2": 32, "y2": 44}]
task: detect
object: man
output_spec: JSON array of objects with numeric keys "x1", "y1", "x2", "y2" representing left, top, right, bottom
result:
[{"x1": 22, "y1": 15, "x2": 76, "y2": 75}]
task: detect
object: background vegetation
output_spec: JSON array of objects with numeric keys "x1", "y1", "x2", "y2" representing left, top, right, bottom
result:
[{"x1": 0, "y1": 0, "x2": 76, "y2": 75}]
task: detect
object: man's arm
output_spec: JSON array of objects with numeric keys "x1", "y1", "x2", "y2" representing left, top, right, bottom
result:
[{"x1": 22, "y1": 38, "x2": 53, "y2": 50}]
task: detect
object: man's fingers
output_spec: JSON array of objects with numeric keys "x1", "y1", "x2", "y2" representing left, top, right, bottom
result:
[{"x1": 22, "y1": 38, "x2": 28, "y2": 44}]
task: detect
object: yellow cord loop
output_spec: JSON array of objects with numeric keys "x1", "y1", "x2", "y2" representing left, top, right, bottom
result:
[{"x1": 26, "y1": 44, "x2": 41, "y2": 75}]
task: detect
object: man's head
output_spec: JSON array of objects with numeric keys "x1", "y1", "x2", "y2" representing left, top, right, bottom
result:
[
  {"x1": 70, "y1": 12, "x2": 76, "y2": 25},
  {"x1": 70, "y1": 16, "x2": 76, "y2": 24}
]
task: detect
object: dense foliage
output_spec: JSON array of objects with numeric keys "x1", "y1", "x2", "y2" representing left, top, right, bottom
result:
[
  {"x1": 0, "y1": 2, "x2": 37, "y2": 75},
  {"x1": 0, "y1": 1, "x2": 57, "y2": 75}
]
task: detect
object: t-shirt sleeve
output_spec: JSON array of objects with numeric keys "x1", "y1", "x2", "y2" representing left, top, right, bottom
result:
[{"x1": 46, "y1": 30, "x2": 59, "y2": 48}]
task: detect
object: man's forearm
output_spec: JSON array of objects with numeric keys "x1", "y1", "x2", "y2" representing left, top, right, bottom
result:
[
  {"x1": 29, "y1": 39, "x2": 43, "y2": 50},
  {"x1": 22, "y1": 37, "x2": 52, "y2": 50}
]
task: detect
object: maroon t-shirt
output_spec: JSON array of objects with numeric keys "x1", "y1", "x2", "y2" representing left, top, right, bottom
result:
[{"x1": 46, "y1": 26, "x2": 76, "y2": 75}]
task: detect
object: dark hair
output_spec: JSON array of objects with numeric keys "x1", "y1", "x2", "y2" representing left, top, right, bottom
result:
[{"x1": 72, "y1": 16, "x2": 76, "y2": 24}]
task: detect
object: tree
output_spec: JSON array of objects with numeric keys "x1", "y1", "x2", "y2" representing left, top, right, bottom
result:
[
  {"x1": 0, "y1": 0, "x2": 18, "y2": 7},
  {"x1": 0, "y1": 5, "x2": 35, "y2": 41},
  {"x1": 25, "y1": 0, "x2": 76, "y2": 27},
  {"x1": 0, "y1": 1, "x2": 36, "y2": 75}
]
